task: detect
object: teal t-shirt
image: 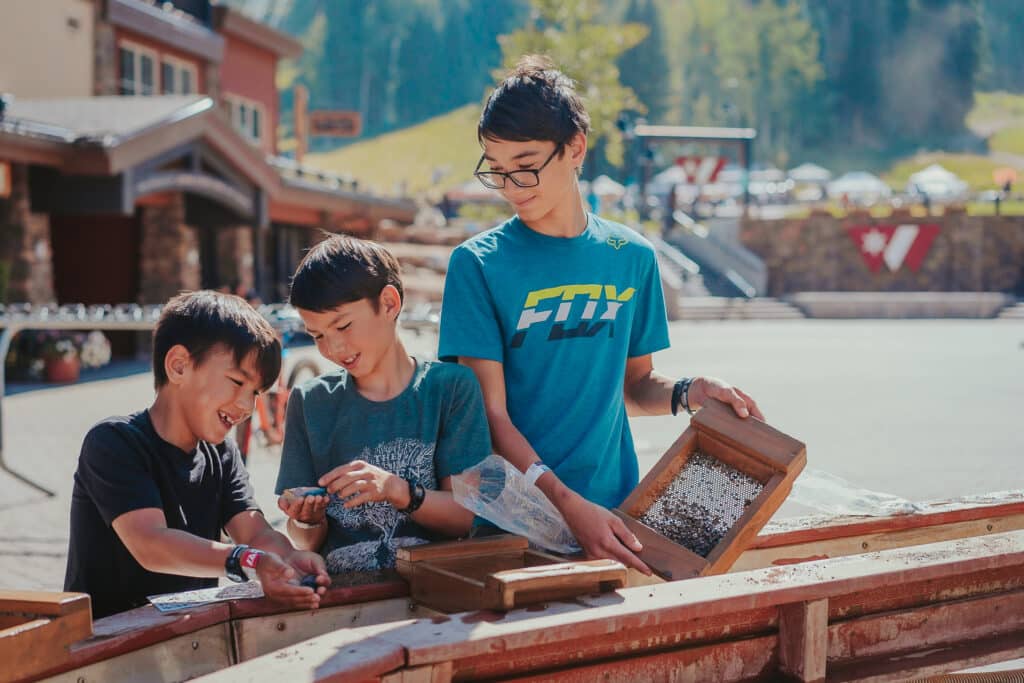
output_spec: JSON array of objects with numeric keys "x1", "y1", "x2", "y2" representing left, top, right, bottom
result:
[
  {"x1": 275, "y1": 358, "x2": 490, "y2": 572},
  {"x1": 438, "y1": 214, "x2": 670, "y2": 509}
]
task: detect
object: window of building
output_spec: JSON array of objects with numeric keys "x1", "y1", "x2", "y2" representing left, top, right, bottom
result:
[
  {"x1": 161, "y1": 56, "x2": 198, "y2": 95},
  {"x1": 224, "y1": 95, "x2": 266, "y2": 146},
  {"x1": 118, "y1": 41, "x2": 157, "y2": 96}
]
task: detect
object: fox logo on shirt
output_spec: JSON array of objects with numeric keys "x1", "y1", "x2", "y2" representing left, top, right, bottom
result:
[
  {"x1": 511, "y1": 283, "x2": 635, "y2": 348},
  {"x1": 606, "y1": 236, "x2": 628, "y2": 250}
]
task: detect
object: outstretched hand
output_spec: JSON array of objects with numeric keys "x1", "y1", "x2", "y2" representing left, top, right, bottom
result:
[
  {"x1": 254, "y1": 550, "x2": 326, "y2": 610},
  {"x1": 559, "y1": 492, "x2": 651, "y2": 575}
]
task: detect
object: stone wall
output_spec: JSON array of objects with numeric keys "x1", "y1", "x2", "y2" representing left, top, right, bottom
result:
[
  {"x1": 92, "y1": 3, "x2": 117, "y2": 95},
  {"x1": 215, "y1": 224, "x2": 254, "y2": 293},
  {"x1": 0, "y1": 164, "x2": 56, "y2": 303},
  {"x1": 740, "y1": 209, "x2": 1024, "y2": 296},
  {"x1": 139, "y1": 193, "x2": 200, "y2": 303}
]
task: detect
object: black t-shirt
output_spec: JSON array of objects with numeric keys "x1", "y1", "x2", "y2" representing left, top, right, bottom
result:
[{"x1": 64, "y1": 411, "x2": 259, "y2": 619}]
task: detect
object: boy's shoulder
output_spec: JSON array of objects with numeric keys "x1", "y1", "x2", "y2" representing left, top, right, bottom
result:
[
  {"x1": 454, "y1": 216, "x2": 519, "y2": 259},
  {"x1": 83, "y1": 412, "x2": 149, "y2": 447},
  {"x1": 291, "y1": 368, "x2": 351, "y2": 402},
  {"x1": 416, "y1": 358, "x2": 476, "y2": 388},
  {"x1": 588, "y1": 214, "x2": 657, "y2": 255}
]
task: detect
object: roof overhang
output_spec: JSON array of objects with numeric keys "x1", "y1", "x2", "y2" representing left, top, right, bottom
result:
[
  {"x1": 107, "y1": 0, "x2": 224, "y2": 62},
  {"x1": 1, "y1": 96, "x2": 416, "y2": 226}
]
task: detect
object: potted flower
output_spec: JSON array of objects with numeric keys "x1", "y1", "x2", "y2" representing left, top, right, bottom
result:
[{"x1": 40, "y1": 332, "x2": 83, "y2": 383}]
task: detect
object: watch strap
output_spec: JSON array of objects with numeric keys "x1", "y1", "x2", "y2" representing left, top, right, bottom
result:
[
  {"x1": 399, "y1": 479, "x2": 426, "y2": 514},
  {"x1": 225, "y1": 544, "x2": 249, "y2": 583}
]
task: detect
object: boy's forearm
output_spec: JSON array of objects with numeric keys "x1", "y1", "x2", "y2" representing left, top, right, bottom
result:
[
  {"x1": 129, "y1": 528, "x2": 235, "y2": 578},
  {"x1": 286, "y1": 519, "x2": 328, "y2": 552},
  {"x1": 489, "y1": 414, "x2": 580, "y2": 512},
  {"x1": 624, "y1": 370, "x2": 675, "y2": 416},
  {"x1": 243, "y1": 526, "x2": 302, "y2": 559},
  {"x1": 408, "y1": 490, "x2": 474, "y2": 537}
]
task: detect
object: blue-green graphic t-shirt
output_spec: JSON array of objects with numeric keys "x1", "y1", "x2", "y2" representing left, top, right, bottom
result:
[{"x1": 438, "y1": 214, "x2": 670, "y2": 508}]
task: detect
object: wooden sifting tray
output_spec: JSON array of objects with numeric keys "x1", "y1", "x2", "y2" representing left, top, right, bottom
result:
[
  {"x1": 614, "y1": 399, "x2": 806, "y2": 580},
  {"x1": 396, "y1": 535, "x2": 626, "y2": 613}
]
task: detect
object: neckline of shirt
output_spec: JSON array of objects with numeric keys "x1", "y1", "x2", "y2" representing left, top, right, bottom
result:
[
  {"x1": 345, "y1": 356, "x2": 423, "y2": 408},
  {"x1": 510, "y1": 213, "x2": 596, "y2": 247}
]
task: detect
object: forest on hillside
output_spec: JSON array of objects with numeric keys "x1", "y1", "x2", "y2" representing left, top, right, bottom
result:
[{"x1": 233, "y1": 0, "x2": 1024, "y2": 169}]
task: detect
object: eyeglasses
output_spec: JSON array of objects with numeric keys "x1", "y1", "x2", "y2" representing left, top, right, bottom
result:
[{"x1": 474, "y1": 146, "x2": 561, "y2": 190}]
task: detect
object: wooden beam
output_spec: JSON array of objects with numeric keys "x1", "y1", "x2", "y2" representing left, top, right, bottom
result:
[{"x1": 778, "y1": 599, "x2": 828, "y2": 682}]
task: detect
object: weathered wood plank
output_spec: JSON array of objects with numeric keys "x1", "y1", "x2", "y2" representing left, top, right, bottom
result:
[
  {"x1": 735, "y1": 512, "x2": 1024, "y2": 571},
  {"x1": 778, "y1": 599, "x2": 828, "y2": 682},
  {"x1": 227, "y1": 576, "x2": 409, "y2": 620},
  {"x1": 497, "y1": 634, "x2": 778, "y2": 683},
  {"x1": 191, "y1": 622, "x2": 409, "y2": 683},
  {"x1": 232, "y1": 598, "x2": 434, "y2": 662},
  {"x1": 365, "y1": 530, "x2": 1024, "y2": 668},
  {"x1": 40, "y1": 623, "x2": 233, "y2": 683},
  {"x1": 21, "y1": 603, "x2": 230, "y2": 682}
]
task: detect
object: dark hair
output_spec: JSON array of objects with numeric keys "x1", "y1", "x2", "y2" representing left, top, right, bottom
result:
[
  {"x1": 289, "y1": 234, "x2": 403, "y2": 313},
  {"x1": 478, "y1": 55, "x2": 591, "y2": 146},
  {"x1": 152, "y1": 290, "x2": 281, "y2": 391}
]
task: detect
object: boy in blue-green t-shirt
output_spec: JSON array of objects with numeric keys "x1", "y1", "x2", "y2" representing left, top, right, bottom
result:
[
  {"x1": 439, "y1": 56, "x2": 764, "y2": 575},
  {"x1": 276, "y1": 236, "x2": 491, "y2": 573}
]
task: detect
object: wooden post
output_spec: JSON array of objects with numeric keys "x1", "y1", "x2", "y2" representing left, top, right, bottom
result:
[
  {"x1": 293, "y1": 84, "x2": 309, "y2": 166},
  {"x1": 778, "y1": 598, "x2": 828, "y2": 682}
]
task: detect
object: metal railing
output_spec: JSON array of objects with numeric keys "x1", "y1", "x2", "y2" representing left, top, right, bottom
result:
[{"x1": 0, "y1": 304, "x2": 163, "y2": 496}]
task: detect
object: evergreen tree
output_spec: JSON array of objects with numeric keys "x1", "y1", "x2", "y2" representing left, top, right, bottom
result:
[{"x1": 617, "y1": 0, "x2": 671, "y2": 123}]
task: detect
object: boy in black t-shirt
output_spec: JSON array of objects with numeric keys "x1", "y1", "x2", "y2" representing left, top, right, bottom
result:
[{"x1": 64, "y1": 291, "x2": 329, "y2": 619}]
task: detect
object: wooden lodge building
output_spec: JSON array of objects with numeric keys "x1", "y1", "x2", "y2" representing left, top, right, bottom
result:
[{"x1": 0, "y1": 0, "x2": 416, "y2": 307}]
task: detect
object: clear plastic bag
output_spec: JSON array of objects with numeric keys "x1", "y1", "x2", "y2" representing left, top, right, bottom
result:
[{"x1": 451, "y1": 454, "x2": 581, "y2": 554}]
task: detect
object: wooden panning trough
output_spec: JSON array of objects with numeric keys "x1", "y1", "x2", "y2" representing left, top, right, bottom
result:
[{"x1": 5, "y1": 490, "x2": 1024, "y2": 683}]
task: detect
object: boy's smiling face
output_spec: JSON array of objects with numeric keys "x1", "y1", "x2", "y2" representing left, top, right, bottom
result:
[
  {"x1": 480, "y1": 134, "x2": 586, "y2": 224},
  {"x1": 170, "y1": 345, "x2": 264, "y2": 446},
  {"x1": 298, "y1": 286, "x2": 401, "y2": 382}
]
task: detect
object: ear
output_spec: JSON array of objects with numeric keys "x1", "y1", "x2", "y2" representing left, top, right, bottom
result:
[
  {"x1": 379, "y1": 284, "x2": 403, "y2": 320},
  {"x1": 568, "y1": 132, "x2": 588, "y2": 170},
  {"x1": 164, "y1": 344, "x2": 193, "y2": 385}
]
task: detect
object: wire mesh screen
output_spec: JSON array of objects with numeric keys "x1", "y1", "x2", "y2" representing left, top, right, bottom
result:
[{"x1": 637, "y1": 452, "x2": 765, "y2": 557}]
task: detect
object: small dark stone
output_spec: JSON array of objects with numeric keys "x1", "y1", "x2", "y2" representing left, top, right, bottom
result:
[{"x1": 299, "y1": 575, "x2": 320, "y2": 589}]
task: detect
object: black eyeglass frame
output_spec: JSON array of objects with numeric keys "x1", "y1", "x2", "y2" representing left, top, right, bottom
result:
[{"x1": 474, "y1": 144, "x2": 563, "y2": 190}]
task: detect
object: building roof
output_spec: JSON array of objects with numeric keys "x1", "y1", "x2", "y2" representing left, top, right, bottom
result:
[
  {"x1": 6, "y1": 96, "x2": 210, "y2": 144},
  {"x1": 0, "y1": 95, "x2": 415, "y2": 223}
]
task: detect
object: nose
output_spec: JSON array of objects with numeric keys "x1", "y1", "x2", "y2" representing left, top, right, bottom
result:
[
  {"x1": 325, "y1": 335, "x2": 347, "y2": 360},
  {"x1": 233, "y1": 389, "x2": 255, "y2": 416}
]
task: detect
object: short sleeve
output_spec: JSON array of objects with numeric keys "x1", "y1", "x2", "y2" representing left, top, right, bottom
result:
[
  {"x1": 275, "y1": 387, "x2": 319, "y2": 494},
  {"x1": 433, "y1": 368, "x2": 492, "y2": 480},
  {"x1": 438, "y1": 246, "x2": 504, "y2": 363},
  {"x1": 76, "y1": 423, "x2": 164, "y2": 526},
  {"x1": 628, "y1": 250, "x2": 671, "y2": 357},
  {"x1": 219, "y1": 440, "x2": 259, "y2": 527}
]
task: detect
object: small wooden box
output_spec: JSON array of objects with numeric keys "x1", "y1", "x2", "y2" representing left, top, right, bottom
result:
[
  {"x1": 1, "y1": 591, "x2": 93, "y2": 682},
  {"x1": 396, "y1": 535, "x2": 626, "y2": 613},
  {"x1": 615, "y1": 399, "x2": 806, "y2": 580}
]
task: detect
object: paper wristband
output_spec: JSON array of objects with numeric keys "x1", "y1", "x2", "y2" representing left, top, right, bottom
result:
[{"x1": 524, "y1": 462, "x2": 552, "y2": 488}]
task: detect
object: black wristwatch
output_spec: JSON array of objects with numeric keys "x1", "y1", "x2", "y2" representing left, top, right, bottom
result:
[
  {"x1": 225, "y1": 544, "x2": 249, "y2": 583},
  {"x1": 399, "y1": 479, "x2": 426, "y2": 514}
]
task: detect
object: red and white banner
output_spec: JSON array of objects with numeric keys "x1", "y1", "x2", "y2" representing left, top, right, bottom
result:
[
  {"x1": 846, "y1": 224, "x2": 940, "y2": 273},
  {"x1": 675, "y1": 156, "x2": 725, "y2": 185}
]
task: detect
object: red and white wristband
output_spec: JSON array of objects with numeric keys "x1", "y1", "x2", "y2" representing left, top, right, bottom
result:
[{"x1": 239, "y1": 548, "x2": 264, "y2": 581}]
